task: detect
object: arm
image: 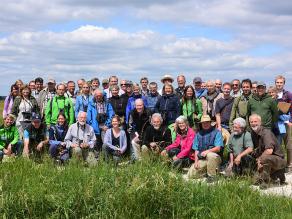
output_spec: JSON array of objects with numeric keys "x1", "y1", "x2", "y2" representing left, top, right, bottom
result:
[
  {"x1": 11, "y1": 97, "x2": 20, "y2": 117},
  {"x1": 165, "y1": 134, "x2": 181, "y2": 151},
  {"x1": 196, "y1": 99, "x2": 203, "y2": 120},
  {"x1": 200, "y1": 97, "x2": 207, "y2": 115},
  {"x1": 104, "y1": 129, "x2": 119, "y2": 151},
  {"x1": 229, "y1": 97, "x2": 238, "y2": 128},
  {"x1": 120, "y1": 131, "x2": 127, "y2": 154},
  {"x1": 68, "y1": 100, "x2": 75, "y2": 125},
  {"x1": 105, "y1": 103, "x2": 115, "y2": 128},
  {"x1": 45, "y1": 99, "x2": 52, "y2": 125},
  {"x1": 271, "y1": 99, "x2": 279, "y2": 125},
  {"x1": 176, "y1": 131, "x2": 195, "y2": 159},
  {"x1": 87, "y1": 128, "x2": 96, "y2": 149},
  {"x1": 125, "y1": 99, "x2": 131, "y2": 124},
  {"x1": 3, "y1": 96, "x2": 10, "y2": 118},
  {"x1": 23, "y1": 130, "x2": 30, "y2": 156},
  {"x1": 176, "y1": 97, "x2": 181, "y2": 118},
  {"x1": 86, "y1": 103, "x2": 93, "y2": 125},
  {"x1": 64, "y1": 126, "x2": 74, "y2": 149},
  {"x1": 215, "y1": 113, "x2": 222, "y2": 131},
  {"x1": 74, "y1": 96, "x2": 81, "y2": 119}
]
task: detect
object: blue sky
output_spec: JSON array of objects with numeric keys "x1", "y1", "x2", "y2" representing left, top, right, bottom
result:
[{"x1": 0, "y1": 0, "x2": 292, "y2": 95}]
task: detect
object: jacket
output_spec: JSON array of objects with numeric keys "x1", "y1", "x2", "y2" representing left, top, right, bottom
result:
[
  {"x1": 142, "y1": 125, "x2": 172, "y2": 149},
  {"x1": 247, "y1": 93, "x2": 278, "y2": 129},
  {"x1": 165, "y1": 128, "x2": 195, "y2": 159},
  {"x1": 11, "y1": 96, "x2": 40, "y2": 117},
  {"x1": 103, "y1": 128, "x2": 127, "y2": 154},
  {"x1": 181, "y1": 99, "x2": 203, "y2": 128},
  {"x1": 126, "y1": 94, "x2": 148, "y2": 123},
  {"x1": 229, "y1": 94, "x2": 251, "y2": 128},
  {"x1": 86, "y1": 98, "x2": 115, "y2": 134},
  {"x1": 109, "y1": 95, "x2": 128, "y2": 118},
  {"x1": 45, "y1": 95, "x2": 74, "y2": 126},
  {"x1": 155, "y1": 93, "x2": 181, "y2": 125},
  {"x1": 128, "y1": 108, "x2": 151, "y2": 138},
  {"x1": 278, "y1": 89, "x2": 292, "y2": 122},
  {"x1": 146, "y1": 92, "x2": 160, "y2": 113},
  {"x1": 49, "y1": 124, "x2": 68, "y2": 148},
  {"x1": 75, "y1": 95, "x2": 93, "y2": 119},
  {"x1": 3, "y1": 95, "x2": 15, "y2": 118},
  {"x1": 0, "y1": 124, "x2": 19, "y2": 150},
  {"x1": 38, "y1": 88, "x2": 56, "y2": 116}
]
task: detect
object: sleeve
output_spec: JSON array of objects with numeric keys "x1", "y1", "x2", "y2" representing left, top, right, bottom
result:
[
  {"x1": 86, "y1": 103, "x2": 93, "y2": 125},
  {"x1": 32, "y1": 98, "x2": 40, "y2": 114},
  {"x1": 154, "y1": 98, "x2": 160, "y2": 113},
  {"x1": 215, "y1": 99, "x2": 222, "y2": 114},
  {"x1": 196, "y1": 99, "x2": 203, "y2": 120},
  {"x1": 244, "y1": 132, "x2": 254, "y2": 149},
  {"x1": 165, "y1": 134, "x2": 181, "y2": 151},
  {"x1": 88, "y1": 128, "x2": 96, "y2": 149},
  {"x1": 64, "y1": 126, "x2": 73, "y2": 149},
  {"x1": 246, "y1": 100, "x2": 251, "y2": 128},
  {"x1": 104, "y1": 129, "x2": 118, "y2": 151},
  {"x1": 127, "y1": 113, "x2": 134, "y2": 134},
  {"x1": 45, "y1": 99, "x2": 52, "y2": 125},
  {"x1": 229, "y1": 97, "x2": 239, "y2": 128},
  {"x1": 176, "y1": 131, "x2": 195, "y2": 159},
  {"x1": 142, "y1": 127, "x2": 151, "y2": 146},
  {"x1": 214, "y1": 131, "x2": 224, "y2": 147},
  {"x1": 143, "y1": 97, "x2": 148, "y2": 108},
  {"x1": 263, "y1": 131, "x2": 277, "y2": 150},
  {"x1": 176, "y1": 97, "x2": 181, "y2": 118},
  {"x1": 10, "y1": 127, "x2": 19, "y2": 145},
  {"x1": 75, "y1": 96, "x2": 80, "y2": 119},
  {"x1": 120, "y1": 130, "x2": 127, "y2": 154},
  {"x1": 11, "y1": 97, "x2": 19, "y2": 117},
  {"x1": 271, "y1": 99, "x2": 279, "y2": 125},
  {"x1": 3, "y1": 96, "x2": 9, "y2": 118},
  {"x1": 68, "y1": 100, "x2": 75, "y2": 125},
  {"x1": 125, "y1": 99, "x2": 131, "y2": 124},
  {"x1": 23, "y1": 129, "x2": 30, "y2": 140},
  {"x1": 192, "y1": 135, "x2": 199, "y2": 151},
  {"x1": 226, "y1": 134, "x2": 233, "y2": 153},
  {"x1": 105, "y1": 103, "x2": 115, "y2": 128},
  {"x1": 163, "y1": 128, "x2": 172, "y2": 147}
]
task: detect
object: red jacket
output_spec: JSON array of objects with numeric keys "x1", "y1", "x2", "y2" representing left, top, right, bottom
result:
[{"x1": 166, "y1": 128, "x2": 195, "y2": 159}]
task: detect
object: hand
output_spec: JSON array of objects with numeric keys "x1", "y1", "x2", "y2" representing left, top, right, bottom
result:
[
  {"x1": 3, "y1": 148, "x2": 11, "y2": 156},
  {"x1": 234, "y1": 156, "x2": 241, "y2": 166},
  {"x1": 200, "y1": 150, "x2": 209, "y2": 157},
  {"x1": 81, "y1": 143, "x2": 89, "y2": 148},
  {"x1": 103, "y1": 126, "x2": 109, "y2": 131},
  {"x1": 288, "y1": 122, "x2": 292, "y2": 127},
  {"x1": 60, "y1": 142, "x2": 66, "y2": 147},
  {"x1": 71, "y1": 143, "x2": 78, "y2": 148},
  {"x1": 36, "y1": 142, "x2": 43, "y2": 151},
  {"x1": 173, "y1": 156, "x2": 179, "y2": 161},
  {"x1": 217, "y1": 126, "x2": 222, "y2": 131},
  {"x1": 257, "y1": 159, "x2": 263, "y2": 170},
  {"x1": 161, "y1": 150, "x2": 167, "y2": 156}
]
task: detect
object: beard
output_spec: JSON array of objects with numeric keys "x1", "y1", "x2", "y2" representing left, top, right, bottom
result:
[
  {"x1": 251, "y1": 125, "x2": 260, "y2": 132},
  {"x1": 78, "y1": 121, "x2": 86, "y2": 126},
  {"x1": 233, "y1": 131, "x2": 242, "y2": 136},
  {"x1": 153, "y1": 125, "x2": 161, "y2": 130}
]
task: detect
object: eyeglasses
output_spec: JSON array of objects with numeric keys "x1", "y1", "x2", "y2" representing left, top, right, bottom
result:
[
  {"x1": 232, "y1": 84, "x2": 239, "y2": 87},
  {"x1": 121, "y1": 84, "x2": 126, "y2": 86}
]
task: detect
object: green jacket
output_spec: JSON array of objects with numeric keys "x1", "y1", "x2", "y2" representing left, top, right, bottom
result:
[
  {"x1": 247, "y1": 93, "x2": 278, "y2": 129},
  {"x1": 0, "y1": 125, "x2": 19, "y2": 150},
  {"x1": 45, "y1": 95, "x2": 74, "y2": 125},
  {"x1": 11, "y1": 96, "x2": 39, "y2": 117},
  {"x1": 181, "y1": 99, "x2": 203, "y2": 128},
  {"x1": 229, "y1": 94, "x2": 251, "y2": 128}
]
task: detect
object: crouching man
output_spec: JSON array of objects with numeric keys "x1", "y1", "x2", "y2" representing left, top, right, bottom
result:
[
  {"x1": 226, "y1": 117, "x2": 254, "y2": 176},
  {"x1": 65, "y1": 111, "x2": 97, "y2": 165},
  {"x1": 250, "y1": 114, "x2": 286, "y2": 188},
  {"x1": 0, "y1": 114, "x2": 20, "y2": 161},
  {"x1": 23, "y1": 113, "x2": 49, "y2": 161},
  {"x1": 187, "y1": 115, "x2": 223, "y2": 182}
]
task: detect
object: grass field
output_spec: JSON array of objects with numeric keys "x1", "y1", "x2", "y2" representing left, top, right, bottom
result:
[{"x1": 1, "y1": 101, "x2": 292, "y2": 218}]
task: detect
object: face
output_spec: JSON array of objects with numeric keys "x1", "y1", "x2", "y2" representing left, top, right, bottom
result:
[
  {"x1": 177, "y1": 121, "x2": 187, "y2": 131},
  {"x1": 141, "y1": 79, "x2": 148, "y2": 89},
  {"x1": 242, "y1": 82, "x2": 251, "y2": 96},
  {"x1": 120, "y1": 80, "x2": 127, "y2": 91},
  {"x1": 232, "y1": 80, "x2": 240, "y2": 92},
  {"x1": 126, "y1": 84, "x2": 132, "y2": 93},
  {"x1": 16, "y1": 82, "x2": 23, "y2": 88},
  {"x1": 92, "y1": 80, "x2": 99, "y2": 89},
  {"x1": 111, "y1": 88, "x2": 119, "y2": 96},
  {"x1": 275, "y1": 78, "x2": 285, "y2": 91},
  {"x1": 32, "y1": 120, "x2": 41, "y2": 129},
  {"x1": 257, "y1": 86, "x2": 266, "y2": 96},
  {"x1": 149, "y1": 85, "x2": 157, "y2": 94},
  {"x1": 223, "y1": 84, "x2": 231, "y2": 96},
  {"x1": 4, "y1": 117, "x2": 14, "y2": 127},
  {"x1": 109, "y1": 77, "x2": 118, "y2": 86},
  {"x1": 29, "y1": 82, "x2": 35, "y2": 91},
  {"x1": 48, "y1": 83, "x2": 56, "y2": 91},
  {"x1": 186, "y1": 87, "x2": 193, "y2": 98},
  {"x1": 133, "y1": 87, "x2": 140, "y2": 95},
  {"x1": 206, "y1": 83, "x2": 215, "y2": 93},
  {"x1": 22, "y1": 88, "x2": 30, "y2": 97},
  {"x1": 194, "y1": 82, "x2": 202, "y2": 90},
  {"x1": 249, "y1": 116, "x2": 261, "y2": 132},
  {"x1": 233, "y1": 123, "x2": 243, "y2": 135},
  {"x1": 164, "y1": 85, "x2": 172, "y2": 95},
  {"x1": 78, "y1": 113, "x2": 87, "y2": 125},
  {"x1": 35, "y1": 82, "x2": 43, "y2": 92},
  {"x1": 268, "y1": 90, "x2": 277, "y2": 99},
  {"x1": 201, "y1": 82, "x2": 207, "y2": 89},
  {"x1": 152, "y1": 117, "x2": 162, "y2": 130},
  {"x1": 177, "y1": 76, "x2": 185, "y2": 88},
  {"x1": 57, "y1": 115, "x2": 66, "y2": 126},
  {"x1": 12, "y1": 87, "x2": 18, "y2": 96},
  {"x1": 95, "y1": 91, "x2": 103, "y2": 102},
  {"x1": 77, "y1": 80, "x2": 84, "y2": 89},
  {"x1": 112, "y1": 118, "x2": 120, "y2": 128},
  {"x1": 102, "y1": 83, "x2": 109, "y2": 89},
  {"x1": 82, "y1": 84, "x2": 90, "y2": 95},
  {"x1": 215, "y1": 80, "x2": 222, "y2": 90},
  {"x1": 67, "y1": 82, "x2": 75, "y2": 93},
  {"x1": 201, "y1": 121, "x2": 211, "y2": 130},
  {"x1": 252, "y1": 83, "x2": 257, "y2": 94},
  {"x1": 57, "y1": 85, "x2": 66, "y2": 96},
  {"x1": 135, "y1": 101, "x2": 144, "y2": 112}
]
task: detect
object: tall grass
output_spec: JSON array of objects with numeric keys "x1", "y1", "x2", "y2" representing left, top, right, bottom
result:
[{"x1": 0, "y1": 158, "x2": 292, "y2": 218}]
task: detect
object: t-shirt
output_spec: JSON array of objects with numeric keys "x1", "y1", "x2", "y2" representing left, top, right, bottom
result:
[
  {"x1": 227, "y1": 131, "x2": 254, "y2": 156},
  {"x1": 192, "y1": 128, "x2": 223, "y2": 152},
  {"x1": 215, "y1": 97, "x2": 234, "y2": 125}
]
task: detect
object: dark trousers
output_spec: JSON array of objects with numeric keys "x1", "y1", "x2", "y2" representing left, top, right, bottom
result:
[
  {"x1": 167, "y1": 148, "x2": 193, "y2": 169},
  {"x1": 233, "y1": 155, "x2": 255, "y2": 175}
]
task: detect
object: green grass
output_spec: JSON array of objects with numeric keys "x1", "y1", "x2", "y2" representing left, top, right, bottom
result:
[{"x1": 0, "y1": 158, "x2": 292, "y2": 218}]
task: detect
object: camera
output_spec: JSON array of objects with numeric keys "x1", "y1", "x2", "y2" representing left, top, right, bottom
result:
[
  {"x1": 22, "y1": 112, "x2": 32, "y2": 120},
  {"x1": 96, "y1": 113, "x2": 106, "y2": 123},
  {"x1": 78, "y1": 139, "x2": 83, "y2": 147}
]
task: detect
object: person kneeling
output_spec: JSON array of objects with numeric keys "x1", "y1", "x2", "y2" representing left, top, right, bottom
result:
[
  {"x1": 23, "y1": 113, "x2": 48, "y2": 161},
  {"x1": 102, "y1": 115, "x2": 127, "y2": 165},
  {"x1": 187, "y1": 115, "x2": 223, "y2": 182},
  {"x1": 161, "y1": 116, "x2": 195, "y2": 170},
  {"x1": 141, "y1": 113, "x2": 172, "y2": 157},
  {"x1": 0, "y1": 114, "x2": 20, "y2": 161},
  {"x1": 65, "y1": 111, "x2": 97, "y2": 165},
  {"x1": 225, "y1": 118, "x2": 254, "y2": 176}
]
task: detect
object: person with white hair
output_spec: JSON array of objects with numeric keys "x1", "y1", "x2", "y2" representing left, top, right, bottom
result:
[
  {"x1": 225, "y1": 117, "x2": 254, "y2": 176},
  {"x1": 141, "y1": 113, "x2": 172, "y2": 156},
  {"x1": 161, "y1": 115, "x2": 195, "y2": 169}
]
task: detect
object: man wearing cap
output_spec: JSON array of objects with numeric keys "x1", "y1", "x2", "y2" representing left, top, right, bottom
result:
[
  {"x1": 38, "y1": 78, "x2": 57, "y2": 118},
  {"x1": 45, "y1": 83, "x2": 75, "y2": 126},
  {"x1": 23, "y1": 113, "x2": 49, "y2": 160},
  {"x1": 102, "y1": 79, "x2": 109, "y2": 90},
  {"x1": 0, "y1": 114, "x2": 20, "y2": 161},
  {"x1": 158, "y1": 74, "x2": 174, "y2": 95},
  {"x1": 175, "y1": 75, "x2": 186, "y2": 99},
  {"x1": 187, "y1": 115, "x2": 224, "y2": 182},
  {"x1": 247, "y1": 81, "x2": 278, "y2": 129},
  {"x1": 193, "y1": 77, "x2": 207, "y2": 99}
]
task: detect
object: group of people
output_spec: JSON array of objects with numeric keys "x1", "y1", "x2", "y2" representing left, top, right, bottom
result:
[{"x1": 1, "y1": 74, "x2": 291, "y2": 189}]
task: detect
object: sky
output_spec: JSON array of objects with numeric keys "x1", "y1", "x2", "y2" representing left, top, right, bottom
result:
[{"x1": 1, "y1": 0, "x2": 292, "y2": 95}]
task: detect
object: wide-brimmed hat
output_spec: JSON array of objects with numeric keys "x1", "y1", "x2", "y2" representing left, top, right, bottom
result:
[
  {"x1": 161, "y1": 74, "x2": 174, "y2": 83},
  {"x1": 200, "y1": 115, "x2": 212, "y2": 123}
]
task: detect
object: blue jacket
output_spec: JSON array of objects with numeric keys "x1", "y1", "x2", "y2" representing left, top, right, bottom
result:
[
  {"x1": 86, "y1": 98, "x2": 115, "y2": 134},
  {"x1": 75, "y1": 95, "x2": 93, "y2": 119},
  {"x1": 125, "y1": 94, "x2": 148, "y2": 123},
  {"x1": 155, "y1": 94, "x2": 181, "y2": 125},
  {"x1": 146, "y1": 93, "x2": 160, "y2": 113},
  {"x1": 49, "y1": 124, "x2": 68, "y2": 148},
  {"x1": 195, "y1": 89, "x2": 207, "y2": 99}
]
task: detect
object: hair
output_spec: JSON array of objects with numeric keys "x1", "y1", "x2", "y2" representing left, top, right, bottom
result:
[
  {"x1": 177, "y1": 75, "x2": 186, "y2": 81},
  {"x1": 77, "y1": 111, "x2": 87, "y2": 118},
  {"x1": 109, "y1": 76, "x2": 118, "y2": 82},
  {"x1": 241, "y1": 78, "x2": 252, "y2": 87},
  {"x1": 134, "y1": 98, "x2": 144, "y2": 106},
  {"x1": 233, "y1": 117, "x2": 246, "y2": 128},
  {"x1": 162, "y1": 84, "x2": 174, "y2": 95},
  {"x1": 275, "y1": 75, "x2": 286, "y2": 84},
  {"x1": 151, "y1": 113, "x2": 163, "y2": 125},
  {"x1": 10, "y1": 84, "x2": 19, "y2": 96},
  {"x1": 132, "y1": 83, "x2": 141, "y2": 91},
  {"x1": 91, "y1": 78, "x2": 100, "y2": 85},
  {"x1": 20, "y1": 85, "x2": 31, "y2": 97},
  {"x1": 223, "y1": 82, "x2": 232, "y2": 88},
  {"x1": 140, "y1": 77, "x2": 149, "y2": 83},
  {"x1": 14, "y1": 79, "x2": 24, "y2": 87},
  {"x1": 149, "y1": 82, "x2": 158, "y2": 87},
  {"x1": 252, "y1": 81, "x2": 258, "y2": 85},
  {"x1": 67, "y1": 81, "x2": 75, "y2": 85},
  {"x1": 181, "y1": 85, "x2": 196, "y2": 105},
  {"x1": 206, "y1": 80, "x2": 215, "y2": 86},
  {"x1": 57, "y1": 112, "x2": 68, "y2": 128},
  {"x1": 249, "y1": 114, "x2": 262, "y2": 123},
  {"x1": 56, "y1": 83, "x2": 66, "y2": 90},
  {"x1": 175, "y1": 116, "x2": 189, "y2": 134},
  {"x1": 112, "y1": 115, "x2": 121, "y2": 124},
  {"x1": 110, "y1": 85, "x2": 120, "y2": 91},
  {"x1": 267, "y1": 86, "x2": 277, "y2": 93},
  {"x1": 35, "y1": 77, "x2": 43, "y2": 84},
  {"x1": 6, "y1": 114, "x2": 16, "y2": 122}
]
